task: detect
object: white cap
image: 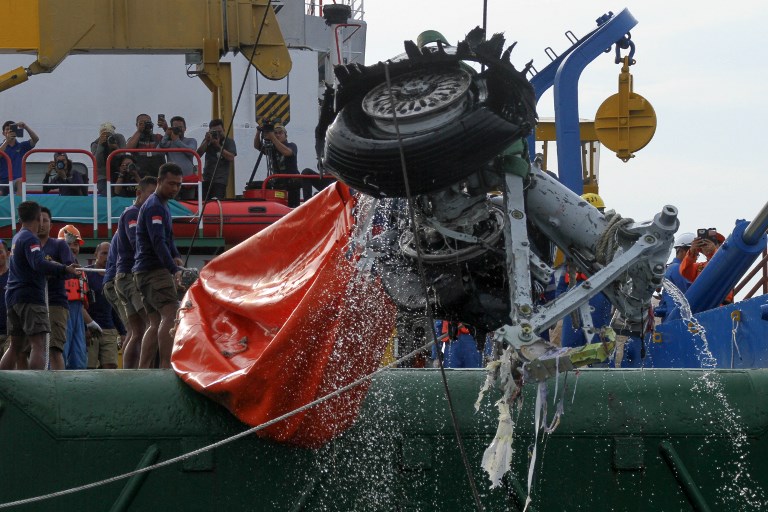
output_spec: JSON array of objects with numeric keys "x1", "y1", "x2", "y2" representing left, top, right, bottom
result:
[{"x1": 674, "y1": 232, "x2": 695, "y2": 248}]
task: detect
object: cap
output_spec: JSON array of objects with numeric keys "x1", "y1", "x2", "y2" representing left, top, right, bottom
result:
[
  {"x1": 673, "y1": 232, "x2": 695, "y2": 248},
  {"x1": 99, "y1": 122, "x2": 116, "y2": 134},
  {"x1": 273, "y1": 121, "x2": 285, "y2": 131},
  {"x1": 58, "y1": 225, "x2": 84, "y2": 246},
  {"x1": 581, "y1": 192, "x2": 605, "y2": 210}
]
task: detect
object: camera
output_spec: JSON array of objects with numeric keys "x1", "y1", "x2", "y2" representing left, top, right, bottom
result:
[
  {"x1": 208, "y1": 130, "x2": 221, "y2": 139},
  {"x1": 127, "y1": 163, "x2": 137, "y2": 172},
  {"x1": 171, "y1": 126, "x2": 182, "y2": 135},
  {"x1": 696, "y1": 228, "x2": 718, "y2": 243},
  {"x1": 260, "y1": 119, "x2": 274, "y2": 133},
  {"x1": 9, "y1": 124, "x2": 23, "y2": 137},
  {"x1": 55, "y1": 161, "x2": 65, "y2": 170},
  {"x1": 107, "y1": 135, "x2": 117, "y2": 145},
  {"x1": 142, "y1": 121, "x2": 154, "y2": 134}
]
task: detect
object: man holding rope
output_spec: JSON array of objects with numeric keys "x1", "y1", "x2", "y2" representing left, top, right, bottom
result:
[{"x1": 0, "y1": 201, "x2": 79, "y2": 370}]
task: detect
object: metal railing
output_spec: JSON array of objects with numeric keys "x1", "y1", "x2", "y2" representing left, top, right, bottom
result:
[
  {"x1": 734, "y1": 249, "x2": 768, "y2": 300},
  {"x1": 0, "y1": 150, "x2": 16, "y2": 234},
  {"x1": 22, "y1": 148, "x2": 99, "y2": 235},
  {"x1": 105, "y1": 148, "x2": 203, "y2": 237}
]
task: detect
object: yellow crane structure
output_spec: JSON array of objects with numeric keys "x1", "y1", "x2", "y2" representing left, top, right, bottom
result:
[{"x1": 0, "y1": 0, "x2": 291, "y2": 196}]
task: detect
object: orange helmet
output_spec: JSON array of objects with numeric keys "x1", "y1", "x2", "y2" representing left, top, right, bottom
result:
[{"x1": 58, "y1": 225, "x2": 84, "y2": 246}]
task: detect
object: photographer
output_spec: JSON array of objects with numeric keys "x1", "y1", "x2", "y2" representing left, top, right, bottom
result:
[
  {"x1": 90, "y1": 122, "x2": 126, "y2": 195},
  {"x1": 197, "y1": 119, "x2": 236, "y2": 199},
  {"x1": 253, "y1": 119, "x2": 301, "y2": 207},
  {"x1": 126, "y1": 113, "x2": 165, "y2": 178},
  {"x1": 158, "y1": 115, "x2": 198, "y2": 199},
  {"x1": 42, "y1": 152, "x2": 85, "y2": 196},
  {"x1": 0, "y1": 120, "x2": 39, "y2": 196},
  {"x1": 679, "y1": 228, "x2": 733, "y2": 303},
  {"x1": 113, "y1": 155, "x2": 142, "y2": 198}
]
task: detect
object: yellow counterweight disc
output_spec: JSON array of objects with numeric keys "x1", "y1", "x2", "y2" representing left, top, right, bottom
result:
[{"x1": 594, "y1": 91, "x2": 656, "y2": 161}]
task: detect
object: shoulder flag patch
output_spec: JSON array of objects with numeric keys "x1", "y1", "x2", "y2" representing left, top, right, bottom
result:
[
  {"x1": 151, "y1": 216, "x2": 163, "y2": 225},
  {"x1": 30, "y1": 244, "x2": 40, "y2": 252},
  {"x1": 128, "y1": 220, "x2": 138, "y2": 229}
]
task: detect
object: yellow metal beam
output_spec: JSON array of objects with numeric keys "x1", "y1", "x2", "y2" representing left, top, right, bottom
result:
[
  {"x1": 198, "y1": 38, "x2": 236, "y2": 197},
  {"x1": 0, "y1": 0, "x2": 290, "y2": 90}
]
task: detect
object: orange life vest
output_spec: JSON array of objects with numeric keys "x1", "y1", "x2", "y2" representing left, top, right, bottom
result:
[{"x1": 65, "y1": 275, "x2": 89, "y2": 306}]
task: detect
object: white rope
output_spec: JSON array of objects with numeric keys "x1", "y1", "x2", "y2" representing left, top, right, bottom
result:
[{"x1": 0, "y1": 339, "x2": 435, "y2": 509}]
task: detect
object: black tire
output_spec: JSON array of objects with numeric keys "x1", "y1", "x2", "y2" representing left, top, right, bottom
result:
[{"x1": 324, "y1": 99, "x2": 527, "y2": 197}]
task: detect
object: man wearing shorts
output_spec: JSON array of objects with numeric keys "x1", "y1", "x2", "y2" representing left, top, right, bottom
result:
[
  {"x1": 0, "y1": 201, "x2": 78, "y2": 370},
  {"x1": 39, "y1": 206, "x2": 74, "y2": 370},
  {"x1": 85, "y1": 242, "x2": 124, "y2": 369},
  {"x1": 133, "y1": 164, "x2": 183, "y2": 369},
  {"x1": 116, "y1": 175, "x2": 157, "y2": 368}
]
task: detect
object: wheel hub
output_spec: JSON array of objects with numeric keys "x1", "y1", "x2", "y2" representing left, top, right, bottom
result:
[{"x1": 362, "y1": 68, "x2": 473, "y2": 135}]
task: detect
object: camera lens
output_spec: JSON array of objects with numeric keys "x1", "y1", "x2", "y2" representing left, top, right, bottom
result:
[
  {"x1": 107, "y1": 135, "x2": 116, "y2": 145},
  {"x1": 127, "y1": 163, "x2": 137, "y2": 172},
  {"x1": 56, "y1": 161, "x2": 65, "y2": 170}
]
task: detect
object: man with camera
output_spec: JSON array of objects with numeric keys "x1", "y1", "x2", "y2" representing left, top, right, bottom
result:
[
  {"x1": 679, "y1": 228, "x2": 733, "y2": 303},
  {"x1": 126, "y1": 113, "x2": 165, "y2": 178},
  {"x1": 114, "y1": 155, "x2": 143, "y2": 198},
  {"x1": 253, "y1": 119, "x2": 303, "y2": 207},
  {"x1": 0, "y1": 120, "x2": 39, "y2": 196},
  {"x1": 197, "y1": 119, "x2": 236, "y2": 199},
  {"x1": 42, "y1": 152, "x2": 86, "y2": 196},
  {"x1": 90, "y1": 122, "x2": 126, "y2": 195},
  {"x1": 158, "y1": 115, "x2": 198, "y2": 200}
]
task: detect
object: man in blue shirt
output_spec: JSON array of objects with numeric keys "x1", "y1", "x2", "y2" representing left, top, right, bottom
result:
[
  {"x1": 39, "y1": 206, "x2": 75, "y2": 370},
  {"x1": 133, "y1": 163, "x2": 183, "y2": 369},
  {"x1": 0, "y1": 201, "x2": 78, "y2": 370},
  {"x1": 116, "y1": 175, "x2": 157, "y2": 368},
  {"x1": 0, "y1": 241, "x2": 9, "y2": 360},
  {"x1": 86, "y1": 242, "x2": 126, "y2": 369},
  {"x1": 0, "y1": 120, "x2": 39, "y2": 196}
]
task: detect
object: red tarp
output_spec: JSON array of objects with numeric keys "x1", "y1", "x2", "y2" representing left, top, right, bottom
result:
[{"x1": 172, "y1": 183, "x2": 397, "y2": 447}]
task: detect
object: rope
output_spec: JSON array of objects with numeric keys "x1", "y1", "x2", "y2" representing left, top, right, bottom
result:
[
  {"x1": 383, "y1": 62, "x2": 484, "y2": 512},
  {"x1": 595, "y1": 211, "x2": 633, "y2": 265},
  {"x1": 0, "y1": 340, "x2": 436, "y2": 510},
  {"x1": 183, "y1": 0, "x2": 274, "y2": 266}
]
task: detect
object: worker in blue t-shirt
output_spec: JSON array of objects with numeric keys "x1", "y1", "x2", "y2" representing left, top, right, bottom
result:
[
  {"x1": 0, "y1": 201, "x2": 78, "y2": 370},
  {"x1": 133, "y1": 163, "x2": 184, "y2": 369}
]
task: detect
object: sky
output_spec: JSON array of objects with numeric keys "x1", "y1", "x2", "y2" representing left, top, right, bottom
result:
[{"x1": 363, "y1": 0, "x2": 768, "y2": 245}]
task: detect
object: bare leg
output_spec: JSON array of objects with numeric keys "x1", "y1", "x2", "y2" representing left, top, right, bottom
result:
[
  {"x1": 138, "y1": 311, "x2": 160, "y2": 369},
  {"x1": 123, "y1": 313, "x2": 147, "y2": 369},
  {"x1": 0, "y1": 336, "x2": 18, "y2": 370},
  {"x1": 157, "y1": 303, "x2": 178, "y2": 369},
  {"x1": 48, "y1": 348, "x2": 65, "y2": 370},
  {"x1": 27, "y1": 334, "x2": 47, "y2": 370}
]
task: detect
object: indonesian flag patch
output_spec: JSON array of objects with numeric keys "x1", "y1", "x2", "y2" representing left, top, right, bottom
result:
[
  {"x1": 128, "y1": 219, "x2": 138, "y2": 229},
  {"x1": 151, "y1": 216, "x2": 163, "y2": 225},
  {"x1": 30, "y1": 244, "x2": 40, "y2": 252}
]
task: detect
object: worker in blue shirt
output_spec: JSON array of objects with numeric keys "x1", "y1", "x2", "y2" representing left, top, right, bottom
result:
[
  {"x1": 85, "y1": 242, "x2": 126, "y2": 369},
  {"x1": 115, "y1": 175, "x2": 157, "y2": 368},
  {"x1": 0, "y1": 201, "x2": 78, "y2": 370},
  {"x1": 133, "y1": 163, "x2": 183, "y2": 369}
]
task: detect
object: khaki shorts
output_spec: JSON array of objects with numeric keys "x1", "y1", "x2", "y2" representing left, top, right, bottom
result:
[
  {"x1": 135, "y1": 269, "x2": 178, "y2": 315},
  {"x1": 87, "y1": 327, "x2": 119, "y2": 368},
  {"x1": 7, "y1": 303, "x2": 50, "y2": 337},
  {"x1": 49, "y1": 305, "x2": 69, "y2": 352},
  {"x1": 103, "y1": 280, "x2": 129, "y2": 326},
  {"x1": 116, "y1": 273, "x2": 145, "y2": 317}
]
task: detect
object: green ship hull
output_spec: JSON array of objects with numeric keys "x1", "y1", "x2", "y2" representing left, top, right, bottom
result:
[{"x1": 0, "y1": 368, "x2": 766, "y2": 511}]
